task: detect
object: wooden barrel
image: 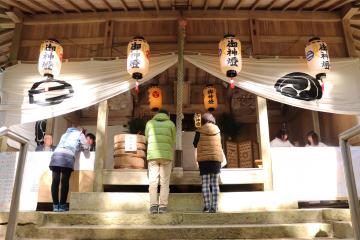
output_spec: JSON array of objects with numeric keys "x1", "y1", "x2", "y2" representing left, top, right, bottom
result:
[{"x1": 113, "y1": 134, "x2": 146, "y2": 169}]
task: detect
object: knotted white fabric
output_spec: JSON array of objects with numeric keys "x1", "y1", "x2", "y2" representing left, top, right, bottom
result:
[
  {"x1": 185, "y1": 54, "x2": 360, "y2": 115},
  {"x1": 0, "y1": 54, "x2": 178, "y2": 127}
]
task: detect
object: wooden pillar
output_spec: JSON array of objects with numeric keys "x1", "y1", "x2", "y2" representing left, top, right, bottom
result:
[
  {"x1": 312, "y1": 111, "x2": 321, "y2": 138},
  {"x1": 256, "y1": 96, "x2": 273, "y2": 191},
  {"x1": 93, "y1": 100, "x2": 109, "y2": 192},
  {"x1": 8, "y1": 23, "x2": 22, "y2": 65},
  {"x1": 175, "y1": 20, "x2": 186, "y2": 168},
  {"x1": 341, "y1": 3, "x2": 358, "y2": 57},
  {"x1": 45, "y1": 118, "x2": 55, "y2": 135}
]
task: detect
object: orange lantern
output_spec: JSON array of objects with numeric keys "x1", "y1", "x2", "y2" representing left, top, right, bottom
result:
[
  {"x1": 219, "y1": 34, "x2": 242, "y2": 89},
  {"x1": 305, "y1": 37, "x2": 330, "y2": 74},
  {"x1": 38, "y1": 39, "x2": 63, "y2": 78},
  {"x1": 127, "y1": 37, "x2": 150, "y2": 92},
  {"x1": 148, "y1": 85, "x2": 162, "y2": 111},
  {"x1": 203, "y1": 85, "x2": 218, "y2": 112}
]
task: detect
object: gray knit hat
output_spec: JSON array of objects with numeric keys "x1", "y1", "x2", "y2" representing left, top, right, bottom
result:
[{"x1": 202, "y1": 112, "x2": 216, "y2": 124}]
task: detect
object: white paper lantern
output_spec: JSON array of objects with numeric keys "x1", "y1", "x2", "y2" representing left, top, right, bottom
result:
[
  {"x1": 219, "y1": 34, "x2": 242, "y2": 79},
  {"x1": 38, "y1": 39, "x2": 63, "y2": 78},
  {"x1": 305, "y1": 37, "x2": 330, "y2": 74},
  {"x1": 127, "y1": 37, "x2": 150, "y2": 80}
]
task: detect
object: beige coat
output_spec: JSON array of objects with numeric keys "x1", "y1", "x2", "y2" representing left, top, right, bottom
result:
[{"x1": 197, "y1": 123, "x2": 224, "y2": 162}]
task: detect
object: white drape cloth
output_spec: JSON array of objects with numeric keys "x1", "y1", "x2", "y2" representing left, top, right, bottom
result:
[
  {"x1": 185, "y1": 55, "x2": 360, "y2": 115},
  {"x1": 0, "y1": 54, "x2": 178, "y2": 127}
]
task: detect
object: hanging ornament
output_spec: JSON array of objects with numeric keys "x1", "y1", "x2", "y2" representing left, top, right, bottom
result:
[
  {"x1": 148, "y1": 85, "x2": 163, "y2": 111},
  {"x1": 29, "y1": 39, "x2": 74, "y2": 105},
  {"x1": 127, "y1": 37, "x2": 150, "y2": 93},
  {"x1": 219, "y1": 34, "x2": 242, "y2": 89},
  {"x1": 203, "y1": 85, "x2": 218, "y2": 112}
]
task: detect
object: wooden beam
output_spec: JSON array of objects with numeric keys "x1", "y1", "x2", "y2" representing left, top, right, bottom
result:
[
  {"x1": 330, "y1": 0, "x2": 354, "y2": 12},
  {"x1": 249, "y1": 18, "x2": 260, "y2": 54},
  {"x1": 22, "y1": 10, "x2": 342, "y2": 25},
  {"x1": 46, "y1": 0, "x2": 66, "y2": 14},
  {"x1": 0, "y1": 28, "x2": 12, "y2": 38},
  {"x1": 251, "y1": 0, "x2": 261, "y2": 11},
  {"x1": 311, "y1": 0, "x2": 328, "y2": 12},
  {"x1": 350, "y1": 15, "x2": 360, "y2": 24},
  {"x1": 341, "y1": 2, "x2": 359, "y2": 20},
  {"x1": 25, "y1": 0, "x2": 52, "y2": 14},
  {"x1": 343, "y1": 19, "x2": 358, "y2": 57},
  {"x1": 256, "y1": 96, "x2": 272, "y2": 191},
  {"x1": 297, "y1": 0, "x2": 314, "y2": 11},
  {"x1": 267, "y1": 0, "x2": 279, "y2": 10},
  {"x1": 102, "y1": 0, "x2": 113, "y2": 11},
  {"x1": 84, "y1": 0, "x2": 98, "y2": 12},
  {"x1": 64, "y1": 0, "x2": 82, "y2": 13},
  {"x1": 204, "y1": 0, "x2": 209, "y2": 10},
  {"x1": 219, "y1": 0, "x2": 227, "y2": 10},
  {"x1": 235, "y1": 0, "x2": 243, "y2": 10},
  {"x1": 0, "y1": 0, "x2": 36, "y2": 14},
  {"x1": 282, "y1": 0, "x2": 294, "y2": 11},
  {"x1": 119, "y1": 0, "x2": 128, "y2": 11},
  {"x1": 136, "y1": 0, "x2": 144, "y2": 11},
  {"x1": 93, "y1": 100, "x2": 109, "y2": 192},
  {"x1": 8, "y1": 23, "x2": 22, "y2": 65},
  {"x1": 5, "y1": 10, "x2": 23, "y2": 23},
  {"x1": 0, "y1": 0, "x2": 9, "y2": 9},
  {"x1": 188, "y1": 0, "x2": 192, "y2": 10},
  {"x1": 0, "y1": 21, "x2": 14, "y2": 28},
  {"x1": 103, "y1": 20, "x2": 114, "y2": 56},
  {"x1": 153, "y1": 0, "x2": 160, "y2": 11}
]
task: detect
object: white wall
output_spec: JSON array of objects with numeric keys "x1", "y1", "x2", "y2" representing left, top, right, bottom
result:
[{"x1": 83, "y1": 124, "x2": 129, "y2": 169}]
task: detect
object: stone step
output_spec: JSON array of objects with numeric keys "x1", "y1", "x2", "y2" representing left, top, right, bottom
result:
[
  {"x1": 332, "y1": 221, "x2": 353, "y2": 239},
  {"x1": 20, "y1": 223, "x2": 333, "y2": 239},
  {"x1": 43, "y1": 209, "x2": 323, "y2": 226},
  {"x1": 70, "y1": 192, "x2": 298, "y2": 212}
]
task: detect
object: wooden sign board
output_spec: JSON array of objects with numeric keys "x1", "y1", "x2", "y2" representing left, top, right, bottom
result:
[
  {"x1": 238, "y1": 141, "x2": 254, "y2": 168},
  {"x1": 226, "y1": 141, "x2": 239, "y2": 168}
]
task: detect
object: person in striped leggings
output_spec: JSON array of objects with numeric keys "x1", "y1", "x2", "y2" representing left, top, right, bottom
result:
[{"x1": 193, "y1": 113, "x2": 225, "y2": 213}]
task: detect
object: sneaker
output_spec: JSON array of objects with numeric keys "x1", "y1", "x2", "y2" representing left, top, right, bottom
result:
[
  {"x1": 210, "y1": 207, "x2": 217, "y2": 213},
  {"x1": 58, "y1": 204, "x2": 69, "y2": 212},
  {"x1": 53, "y1": 204, "x2": 59, "y2": 212},
  {"x1": 150, "y1": 205, "x2": 159, "y2": 214},
  {"x1": 158, "y1": 207, "x2": 167, "y2": 214},
  {"x1": 203, "y1": 207, "x2": 210, "y2": 213}
]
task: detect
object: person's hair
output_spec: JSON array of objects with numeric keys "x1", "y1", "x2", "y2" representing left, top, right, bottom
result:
[
  {"x1": 276, "y1": 128, "x2": 289, "y2": 140},
  {"x1": 86, "y1": 133, "x2": 96, "y2": 141},
  {"x1": 307, "y1": 130, "x2": 319, "y2": 145},
  {"x1": 202, "y1": 112, "x2": 216, "y2": 124},
  {"x1": 158, "y1": 109, "x2": 169, "y2": 115}
]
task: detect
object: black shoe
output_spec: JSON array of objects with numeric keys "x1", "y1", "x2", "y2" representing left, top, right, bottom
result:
[
  {"x1": 150, "y1": 205, "x2": 159, "y2": 214},
  {"x1": 203, "y1": 207, "x2": 211, "y2": 213},
  {"x1": 210, "y1": 207, "x2": 217, "y2": 213},
  {"x1": 158, "y1": 207, "x2": 167, "y2": 214}
]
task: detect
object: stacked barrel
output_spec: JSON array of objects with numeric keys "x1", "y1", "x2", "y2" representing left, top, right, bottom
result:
[{"x1": 113, "y1": 134, "x2": 147, "y2": 169}]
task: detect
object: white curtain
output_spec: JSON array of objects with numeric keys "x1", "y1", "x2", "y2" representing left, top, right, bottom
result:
[
  {"x1": 0, "y1": 54, "x2": 178, "y2": 127},
  {"x1": 185, "y1": 54, "x2": 360, "y2": 115}
]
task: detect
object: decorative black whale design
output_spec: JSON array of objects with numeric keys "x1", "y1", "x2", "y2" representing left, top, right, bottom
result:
[{"x1": 274, "y1": 72, "x2": 323, "y2": 101}]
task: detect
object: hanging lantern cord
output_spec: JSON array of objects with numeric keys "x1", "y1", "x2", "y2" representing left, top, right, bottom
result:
[
  {"x1": 135, "y1": 80, "x2": 139, "y2": 93},
  {"x1": 230, "y1": 78, "x2": 235, "y2": 89}
]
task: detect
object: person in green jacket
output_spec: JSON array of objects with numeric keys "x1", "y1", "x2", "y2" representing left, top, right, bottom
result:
[{"x1": 145, "y1": 109, "x2": 176, "y2": 214}]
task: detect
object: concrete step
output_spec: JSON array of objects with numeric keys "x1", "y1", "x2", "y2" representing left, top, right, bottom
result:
[
  {"x1": 43, "y1": 209, "x2": 323, "y2": 226},
  {"x1": 332, "y1": 221, "x2": 353, "y2": 238},
  {"x1": 70, "y1": 192, "x2": 298, "y2": 212},
  {"x1": 20, "y1": 223, "x2": 333, "y2": 239}
]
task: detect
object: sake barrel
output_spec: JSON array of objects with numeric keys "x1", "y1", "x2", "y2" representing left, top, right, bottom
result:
[{"x1": 113, "y1": 134, "x2": 147, "y2": 169}]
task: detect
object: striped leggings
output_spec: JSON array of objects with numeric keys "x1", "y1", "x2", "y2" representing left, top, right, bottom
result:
[{"x1": 201, "y1": 173, "x2": 220, "y2": 209}]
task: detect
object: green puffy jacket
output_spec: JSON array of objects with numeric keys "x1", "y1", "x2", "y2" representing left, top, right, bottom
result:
[{"x1": 145, "y1": 113, "x2": 176, "y2": 161}]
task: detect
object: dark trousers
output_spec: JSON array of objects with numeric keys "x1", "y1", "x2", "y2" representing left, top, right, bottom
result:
[{"x1": 50, "y1": 168, "x2": 72, "y2": 205}]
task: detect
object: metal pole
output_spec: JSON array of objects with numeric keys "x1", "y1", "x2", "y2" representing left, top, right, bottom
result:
[
  {"x1": 175, "y1": 19, "x2": 186, "y2": 168},
  {"x1": 339, "y1": 137, "x2": 360, "y2": 239}
]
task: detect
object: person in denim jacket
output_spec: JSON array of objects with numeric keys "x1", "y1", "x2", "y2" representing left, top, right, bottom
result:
[{"x1": 49, "y1": 127, "x2": 89, "y2": 212}]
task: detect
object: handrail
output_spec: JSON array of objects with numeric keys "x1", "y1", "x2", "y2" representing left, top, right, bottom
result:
[
  {"x1": 339, "y1": 125, "x2": 360, "y2": 240},
  {"x1": 0, "y1": 127, "x2": 29, "y2": 240}
]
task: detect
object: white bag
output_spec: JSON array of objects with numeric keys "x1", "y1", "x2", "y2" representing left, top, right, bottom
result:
[{"x1": 221, "y1": 150, "x2": 227, "y2": 168}]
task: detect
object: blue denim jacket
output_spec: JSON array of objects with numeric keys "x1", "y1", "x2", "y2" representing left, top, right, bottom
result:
[{"x1": 55, "y1": 128, "x2": 88, "y2": 155}]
